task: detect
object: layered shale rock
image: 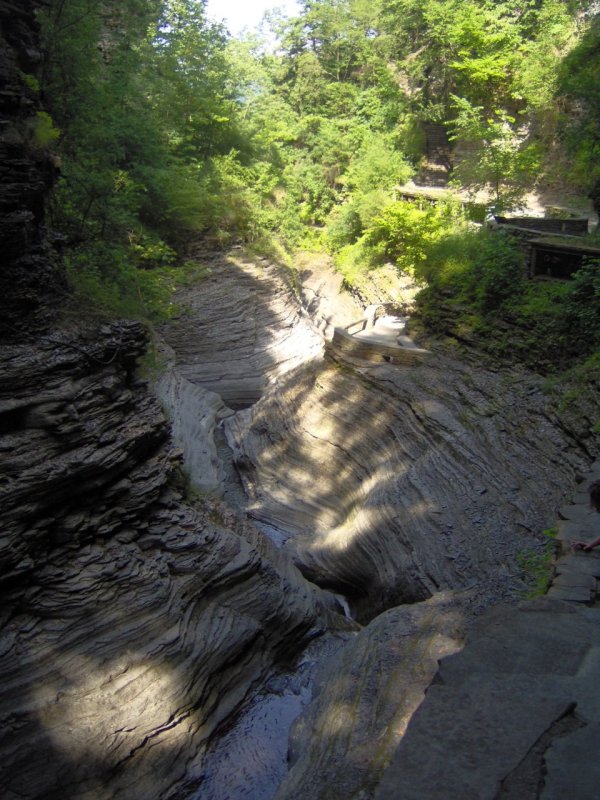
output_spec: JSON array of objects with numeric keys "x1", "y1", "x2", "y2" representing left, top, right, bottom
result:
[
  {"x1": 159, "y1": 255, "x2": 325, "y2": 408},
  {"x1": 157, "y1": 253, "x2": 595, "y2": 623},
  {"x1": 374, "y1": 598, "x2": 600, "y2": 800},
  {"x1": 153, "y1": 250, "x2": 599, "y2": 799},
  {"x1": 0, "y1": 322, "x2": 334, "y2": 800},
  {"x1": 226, "y1": 351, "x2": 593, "y2": 620},
  {"x1": 275, "y1": 592, "x2": 466, "y2": 800}
]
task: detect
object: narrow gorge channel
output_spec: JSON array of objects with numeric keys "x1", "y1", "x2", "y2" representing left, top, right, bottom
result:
[
  {"x1": 3, "y1": 3, "x2": 600, "y2": 797},
  {"x1": 1, "y1": 238, "x2": 597, "y2": 800},
  {"x1": 150, "y1": 250, "x2": 594, "y2": 799}
]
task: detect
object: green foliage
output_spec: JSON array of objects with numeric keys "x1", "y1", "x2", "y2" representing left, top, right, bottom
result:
[
  {"x1": 469, "y1": 231, "x2": 525, "y2": 312},
  {"x1": 35, "y1": 0, "x2": 600, "y2": 386},
  {"x1": 413, "y1": 226, "x2": 600, "y2": 374},
  {"x1": 363, "y1": 200, "x2": 445, "y2": 269},
  {"x1": 19, "y1": 70, "x2": 40, "y2": 93},
  {"x1": 449, "y1": 98, "x2": 540, "y2": 209},
  {"x1": 64, "y1": 244, "x2": 179, "y2": 321},
  {"x1": 415, "y1": 227, "x2": 481, "y2": 291},
  {"x1": 562, "y1": 260, "x2": 600, "y2": 349},
  {"x1": 513, "y1": 0, "x2": 578, "y2": 112},
  {"x1": 28, "y1": 111, "x2": 61, "y2": 149},
  {"x1": 361, "y1": 198, "x2": 466, "y2": 272},
  {"x1": 555, "y1": 14, "x2": 600, "y2": 196},
  {"x1": 325, "y1": 189, "x2": 391, "y2": 251},
  {"x1": 547, "y1": 351, "x2": 600, "y2": 434},
  {"x1": 38, "y1": 0, "x2": 280, "y2": 318},
  {"x1": 517, "y1": 528, "x2": 557, "y2": 598},
  {"x1": 345, "y1": 136, "x2": 413, "y2": 193}
]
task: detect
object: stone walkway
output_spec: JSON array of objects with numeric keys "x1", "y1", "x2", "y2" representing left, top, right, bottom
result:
[
  {"x1": 551, "y1": 457, "x2": 600, "y2": 603},
  {"x1": 374, "y1": 457, "x2": 600, "y2": 800},
  {"x1": 353, "y1": 314, "x2": 420, "y2": 350},
  {"x1": 331, "y1": 311, "x2": 431, "y2": 366}
]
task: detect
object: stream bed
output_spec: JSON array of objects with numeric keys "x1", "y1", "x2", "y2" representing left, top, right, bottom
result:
[
  {"x1": 193, "y1": 633, "x2": 349, "y2": 800},
  {"x1": 153, "y1": 253, "x2": 593, "y2": 800}
]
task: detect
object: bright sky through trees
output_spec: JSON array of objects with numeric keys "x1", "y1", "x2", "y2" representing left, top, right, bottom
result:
[{"x1": 205, "y1": 0, "x2": 300, "y2": 35}]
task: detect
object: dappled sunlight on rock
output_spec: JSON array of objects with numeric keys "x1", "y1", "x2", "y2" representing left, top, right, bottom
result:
[
  {"x1": 0, "y1": 316, "x2": 338, "y2": 798},
  {"x1": 319, "y1": 505, "x2": 378, "y2": 552},
  {"x1": 34, "y1": 655, "x2": 187, "y2": 762},
  {"x1": 276, "y1": 593, "x2": 466, "y2": 800},
  {"x1": 160, "y1": 256, "x2": 325, "y2": 407},
  {"x1": 228, "y1": 345, "x2": 589, "y2": 619}
]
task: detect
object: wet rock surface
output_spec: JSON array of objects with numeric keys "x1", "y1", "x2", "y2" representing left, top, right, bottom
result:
[
  {"x1": 4, "y1": 5, "x2": 600, "y2": 798},
  {"x1": 155, "y1": 250, "x2": 599, "y2": 799},
  {"x1": 275, "y1": 592, "x2": 466, "y2": 800},
  {"x1": 160, "y1": 254, "x2": 325, "y2": 408},
  {"x1": 1, "y1": 250, "x2": 598, "y2": 800}
]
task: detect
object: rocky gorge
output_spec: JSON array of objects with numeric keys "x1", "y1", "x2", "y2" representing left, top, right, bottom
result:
[
  {"x1": 2, "y1": 3, "x2": 600, "y2": 798},
  {"x1": 2, "y1": 243, "x2": 599, "y2": 799}
]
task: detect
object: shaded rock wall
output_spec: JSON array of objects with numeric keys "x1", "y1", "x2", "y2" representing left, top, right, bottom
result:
[
  {"x1": 0, "y1": 12, "x2": 339, "y2": 798},
  {"x1": 0, "y1": 323, "x2": 332, "y2": 799},
  {"x1": 0, "y1": 0, "x2": 63, "y2": 339},
  {"x1": 374, "y1": 597, "x2": 600, "y2": 800},
  {"x1": 160, "y1": 255, "x2": 324, "y2": 408},
  {"x1": 227, "y1": 351, "x2": 593, "y2": 620}
]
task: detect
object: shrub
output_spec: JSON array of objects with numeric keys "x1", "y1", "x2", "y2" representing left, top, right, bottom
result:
[
  {"x1": 344, "y1": 137, "x2": 413, "y2": 194},
  {"x1": 64, "y1": 241, "x2": 181, "y2": 322},
  {"x1": 325, "y1": 190, "x2": 391, "y2": 252},
  {"x1": 563, "y1": 260, "x2": 600, "y2": 350},
  {"x1": 469, "y1": 230, "x2": 524, "y2": 313}
]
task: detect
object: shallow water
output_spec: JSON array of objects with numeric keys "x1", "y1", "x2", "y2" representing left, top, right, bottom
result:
[
  {"x1": 192, "y1": 635, "x2": 347, "y2": 800},
  {"x1": 254, "y1": 520, "x2": 295, "y2": 548}
]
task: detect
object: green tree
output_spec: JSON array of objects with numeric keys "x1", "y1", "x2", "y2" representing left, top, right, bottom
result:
[
  {"x1": 449, "y1": 97, "x2": 540, "y2": 209},
  {"x1": 555, "y1": 13, "x2": 600, "y2": 213}
]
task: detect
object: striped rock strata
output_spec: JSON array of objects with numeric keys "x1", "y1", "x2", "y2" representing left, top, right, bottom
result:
[
  {"x1": 226, "y1": 348, "x2": 593, "y2": 621},
  {"x1": 275, "y1": 591, "x2": 466, "y2": 800},
  {"x1": 160, "y1": 255, "x2": 326, "y2": 408},
  {"x1": 0, "y1": 322, "x2": 337, "y2": 800},
  {"x1": 158, "y1": 254, "x2": 596, "y2": 624}
]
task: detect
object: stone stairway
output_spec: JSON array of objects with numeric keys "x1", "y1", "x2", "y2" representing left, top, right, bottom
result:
[
  {"x1": 550, "y1": 457, "x2": 600, "y2": 603},
  {"x1": 416, "y1": 162, "x2": 450, "y2": 187},
  {"x1": 416, "y1": 123, "x2": 452, "y2": 187}
]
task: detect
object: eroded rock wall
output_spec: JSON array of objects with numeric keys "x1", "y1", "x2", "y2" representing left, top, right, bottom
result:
[
  {"x1": 0, "y1": 11, "x2": 339, "y2": 796},
  {"x1": 227, "y1": 350, "x2": 593, "y2": 620},
  {"x1": 276, "y1": 592, "x2": 465, "y2": 800},
  {"x1": 160, "y1": 255, "x2": 325, "y2": 408},
  {"x1": 0, "y1": 323, "x2": 331, "y2": 799},
  {"x1": 157, "y1": 254, "x2": 596, "y2": 624}
]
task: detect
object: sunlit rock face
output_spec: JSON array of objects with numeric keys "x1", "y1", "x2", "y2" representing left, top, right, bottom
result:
[
  {"x1": 226, "y1": 335, "x2": 591, "y2": 622},
  {"x1": 160, "y1": 255, "x2": 326, "y2": 408},
  {"x1": 230, "y1": 357, "x2": 570, "y2": 615},
  {"x1": 157, "y1": 254, "x2": 592, "y2": 624},
  {"x1": 0, "y1": 322, "x2": 330, "y2": 800},
  {"x1": 275, "y1": 592, "x2": 465, "y2": 800}
]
